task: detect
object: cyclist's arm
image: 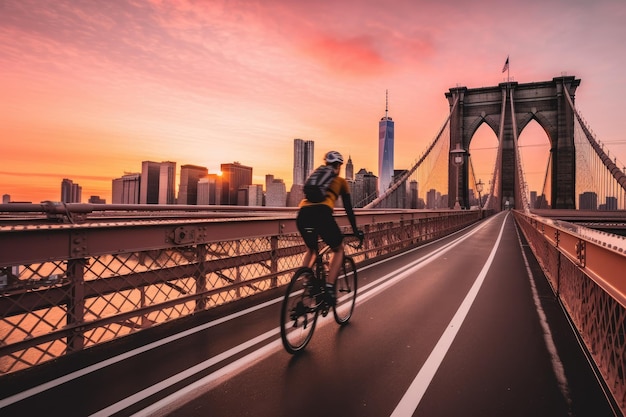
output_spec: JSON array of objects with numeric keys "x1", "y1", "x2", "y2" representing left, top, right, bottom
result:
[{"x1": 341, "y1": 192, "x2": 358, "y2": 234}]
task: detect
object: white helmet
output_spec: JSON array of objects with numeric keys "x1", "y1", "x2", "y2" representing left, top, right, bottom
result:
[{"x1": 324, "y1": 151, "x2": 344, "y2": 164}]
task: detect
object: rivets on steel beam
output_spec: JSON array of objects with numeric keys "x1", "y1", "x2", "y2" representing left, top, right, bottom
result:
[{"x1": 173, "y1": 226, "x2": 197, "y2": 245}]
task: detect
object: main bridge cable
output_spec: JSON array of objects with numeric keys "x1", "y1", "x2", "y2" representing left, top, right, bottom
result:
[
  {"x1": 563, "y1": 80, "x2": 626, "y2": 199},
  {"x1": 483, "y1": 88, "x2": 508, "y2": 211},
  {"x1": 509, "y1": 85, "x2": 531, "y2": 212},
  {"x1": 364, "y1": 95, "x2": 460, "y2": 209}
]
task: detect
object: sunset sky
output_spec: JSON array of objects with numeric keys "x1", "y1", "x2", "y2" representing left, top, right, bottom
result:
[{"x1": 1, "y1": 0, "x2": 625, "y2": 203}]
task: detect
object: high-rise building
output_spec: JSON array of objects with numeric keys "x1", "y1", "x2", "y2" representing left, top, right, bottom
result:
[
  {"x1": 140, "y1": 161, "x2": 176, "y2": 204},
  {"x1": 140, "y1": 162, "x2": 160, "y2": 204},
  {"x1": 265, "y1": 175, "x2": 287, "y2": 207},
  {"x1": 177, "y1": 164, "x2": 208, "y2": 205},
  {"x1": 289, "y1": 138, "x2": 314, "y2": 206},
  {"x1": 530, "y1": 191, "x2": 538, "y2": 209},
  {"x1": 579, "y1": 191, "x2": 597, "y2": 210},
  {"x1": 61, "y1": 178, "x2": 82, "y2": 203},
  {"x1": 410, "y1": 180, "x2": 420, "y2": 209},
  {"x1": 88, "y1": 196, "x2": 106, "y2": 204},
  {"x1": 293, "y1": 138, "x2": 315, "y2": 186},
  {"x1": 159, "y1": 162, "x2": 176, "y2": 204},
  {"x1": 378, "y1": 90, "x2": 394, "y2": 194},
  {"x1": 220, "y1": 162, "x2": 253, "y2": 205},
  {"x1": 353, "y1": 168, "x2": 377, "y2": 208},
  {"x1": 600, "y1": 196, "x2": 617, "y2": 211},
  {"x1": 345, "y1": 155, "x2": 354, "y2": 181},
  {"x1": 197, "y1": 174, "x2": 221, "y2": 205},
  {"x1": 240, "y1": 184, "x2": 263, "y2": 206},
  {"x1": 112, "y1": 173, "x2": 141, "y2": 204},
  {"x1": 2, "y1": 194, "x2": 10, "y2": 204},
  {"x1": 426, "y1": 188, "x2": 438, "y2": 209}
]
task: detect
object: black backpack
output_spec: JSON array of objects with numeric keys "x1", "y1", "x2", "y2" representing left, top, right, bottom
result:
[{"x1": 303, "y1": 165, "x2": 337, "y2": 203}]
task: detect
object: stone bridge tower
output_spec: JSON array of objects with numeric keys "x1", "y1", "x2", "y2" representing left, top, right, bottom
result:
[{"x1": 445, "y1": 75, "x2": 580, "y2": 210}]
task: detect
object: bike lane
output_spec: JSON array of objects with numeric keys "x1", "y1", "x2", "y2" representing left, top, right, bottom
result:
[
  {"x1": 2, "y1": 212, "x2": 616, "y2": 416},
  {"x1": 162, "y1": 212, "x2": 515, "y2": 416},
  {"x1": 164, "y1": 211, "x2": 616, "y2": 417},
  {"x1": 412, "y1": 212, "x2": 616, "y2": 417}
]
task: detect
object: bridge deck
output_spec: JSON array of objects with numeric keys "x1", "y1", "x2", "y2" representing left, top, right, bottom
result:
[{"x1": 0, "y1": 212, "x2": 619, "y2": 416}]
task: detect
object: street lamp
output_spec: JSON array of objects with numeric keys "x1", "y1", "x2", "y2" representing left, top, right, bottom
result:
[
  {"x1": 450, "y1": 143, "x2": 466, "y2": 210},
  {"x1": 476, "y1": 178, "x2": 484, "y2": 209}
]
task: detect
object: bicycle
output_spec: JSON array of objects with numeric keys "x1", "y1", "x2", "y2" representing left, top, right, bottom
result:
[{"x1": 280, "y1": 231, "x2": 362, "y2": 354}]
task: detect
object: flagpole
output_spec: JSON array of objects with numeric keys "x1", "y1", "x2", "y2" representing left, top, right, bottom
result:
[
  {"x1": 502, "y1": 55, "x2": 510, "y2": 83},
  {"x1": 507, "y1": 56, "x2": 510, "y2": 83}
]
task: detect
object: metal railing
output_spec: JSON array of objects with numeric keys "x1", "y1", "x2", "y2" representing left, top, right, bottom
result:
[
  {"x1": 513, "y1": 210, "x2": 626, "y2": 413},
  {"x1": 0, "y1": 204, "x2": 484, "y2": 375}
]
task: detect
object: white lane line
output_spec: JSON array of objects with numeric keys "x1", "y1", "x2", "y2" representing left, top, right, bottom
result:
[
  {"x1": 0, "y1": 297, "x2": 280, "y2": 409},
  {"x1": 0, "y1": 216, "x2": 488, "y2": 410},
  {"x1": 92, "y1": 328, "x2": 281, "y2": 417},
  {"x1": 356, "y1": 215, "x2": 497, "y2": 304},
  {"x1": 2, "y1": 216, "x2": 497, "y2": 415},
  {"x1": 123, "y1": 217, "x2": 502, "y2": 417},
  {"x1": 514, "y1": 224, "x2": 573, "y2": 416},
  {"x1": 390, "y1": 212, "x2": 508, "y2": 417},
  {"x1": 128, "y1": 337, "x2": 284, "y2": 417}
]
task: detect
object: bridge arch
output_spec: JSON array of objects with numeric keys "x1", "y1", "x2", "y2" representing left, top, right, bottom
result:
[
  {"x1": 518, "y1": 119, "x2": 552, "y2": 208},
  {"x1": 445, "y1": 76, "x2": 580, "y2": 210}
]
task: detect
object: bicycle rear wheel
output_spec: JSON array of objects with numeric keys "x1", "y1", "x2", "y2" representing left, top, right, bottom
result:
[
  {"x1": 280, "y1": 268, "x2": 319, "y2": 353},
  {"x1": 333, "y1": 256, "x2": 357, "y2": 324}
]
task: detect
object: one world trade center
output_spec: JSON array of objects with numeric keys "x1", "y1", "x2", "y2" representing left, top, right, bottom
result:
[{"x1": 378, "y1": 90, "x2": 394, "y2": 194}]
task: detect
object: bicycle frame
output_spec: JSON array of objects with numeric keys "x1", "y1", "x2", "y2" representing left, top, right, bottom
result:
[{"x1": 280, "y1": 233, "x2": 360, "y2": 353}]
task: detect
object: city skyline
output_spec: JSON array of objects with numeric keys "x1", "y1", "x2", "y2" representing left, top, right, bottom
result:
[
  {"x1": 2, "y1": 1, "x2": 626, "y2": 203},
  {"x1": 6, "y1": 150, "x2": 616, "y2": 211}
]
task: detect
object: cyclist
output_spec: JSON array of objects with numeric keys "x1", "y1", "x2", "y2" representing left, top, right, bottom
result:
[{"x1": 296, "y1": 150, "x2": 363, "y2": 306}]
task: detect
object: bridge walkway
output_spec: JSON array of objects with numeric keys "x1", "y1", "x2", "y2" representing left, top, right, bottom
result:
[{"x1": 0, "y1": 212, "x2": 619, "y2": 416}]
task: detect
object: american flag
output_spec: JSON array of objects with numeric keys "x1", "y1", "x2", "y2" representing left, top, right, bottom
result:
[{"x1": 502, "y1": 56, "x2": 509, "y2": 73}]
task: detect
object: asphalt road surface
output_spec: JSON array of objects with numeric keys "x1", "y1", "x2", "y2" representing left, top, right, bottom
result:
[{"x1": 0, "y1": 211, "x2": 620, "y2": 417}]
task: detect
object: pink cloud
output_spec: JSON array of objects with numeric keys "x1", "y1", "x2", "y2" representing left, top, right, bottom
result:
[{"x1": 304, "y1": 34, "x2": 387, "y2": 76}]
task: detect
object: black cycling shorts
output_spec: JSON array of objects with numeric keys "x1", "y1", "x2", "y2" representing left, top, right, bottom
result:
[{"x1": 296, "y1": 205, "x2": 343, "y2": 251}]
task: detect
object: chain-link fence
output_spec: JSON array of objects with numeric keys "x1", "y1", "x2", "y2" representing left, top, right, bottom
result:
[
  {"x1": 514, "y1": 211, "x2": 626, "y2": 413},
  {"x1": 0, "y1": 206, "x2": 482, "y2": 375}
]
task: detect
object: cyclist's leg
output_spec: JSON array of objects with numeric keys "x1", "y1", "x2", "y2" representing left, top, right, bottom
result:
[
  {"x1": 296, "y1": 207, "x2": 320, "y2": 269},
  {"x1": 317, "y1": 208, "x2": 343, "y2": 285},
  {"x1": 327, "y1": 244, "x2": 344, "y2": 285}
]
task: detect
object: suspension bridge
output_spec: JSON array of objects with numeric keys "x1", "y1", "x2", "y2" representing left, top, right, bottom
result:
[
  {"x1": 1, "y1": 75, "x2": 625, "y2": 416},
  {"x1": 368, "y1": 75, "x2": 626, "y2": 213}
]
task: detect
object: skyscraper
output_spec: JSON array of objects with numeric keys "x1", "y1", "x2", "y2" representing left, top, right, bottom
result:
[
  {"x1": 288, "y1": 138, "x2": 314, "y2": 206},
  {"x1": 378, "y1": 90, "x2": 394, "y2": 194},
  {"x1": 293, "y1": 138, "x2": 315, "y2": 186},
  {"x1": 579, "y1": 191, "x2": 598, "y2": 210},
  {"x1": 220, "y1": 162, "x2": 253, "y2": 205},
  {"x1": 354, "y1": 168, "x2": 377, "y2": 207},
  {"x1": 140, "y1": 161, "x2": 176, "y2": 204},
  {"x1": 197, "y1": 174, "x2": 221, "y2": 205},
  {"x1": 112, "y1": 173, "x2": 141, "y2": 204},
  {"x1": 265, "y1": 175, "x2": 287, "y2": 207},
  {"x1": 61, "y1": 178, "x2": 81, "y2": 203},
  {"x1": 177, "y1": 164, "x2": 208, "y2": 205},
  {"x1": 159, "y1": 162, "x2": 176, "y2": 204},
  {"x1": 345, "y1": 155, "x2": 354, "y2": 181}
]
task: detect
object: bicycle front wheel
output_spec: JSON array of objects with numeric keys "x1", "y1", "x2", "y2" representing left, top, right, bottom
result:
[
  {"x1": 280, "y1": 268, "x2": 319, "y2": 354},
  {"x1": 333, "y1": 256, "x2": 357, "y2": 324}
]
